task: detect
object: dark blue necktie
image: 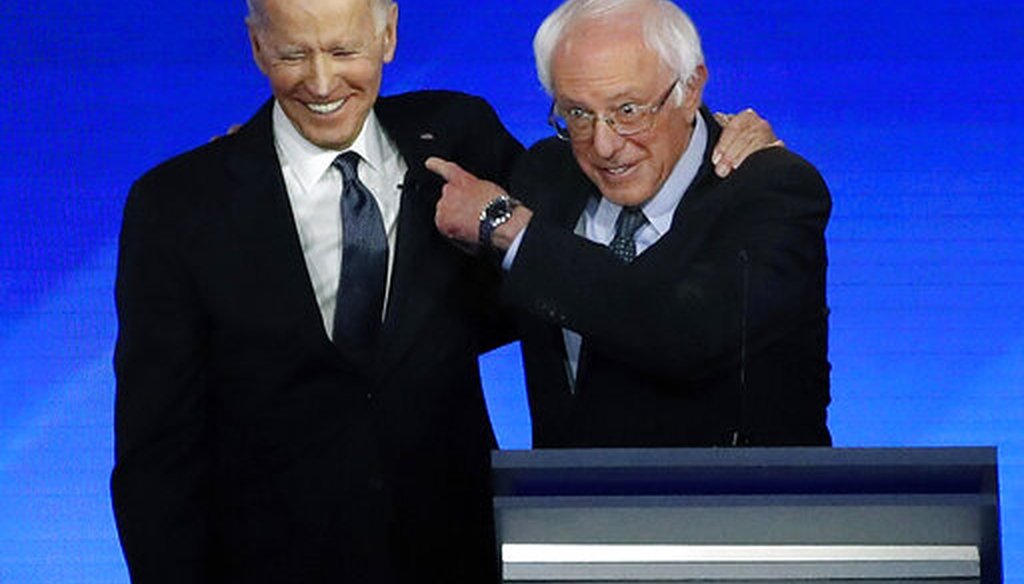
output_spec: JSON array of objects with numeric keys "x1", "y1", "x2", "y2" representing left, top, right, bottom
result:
[
  {"x1": 332, "y1": 152, "x2": 388, "y2": 355},
  {"x1": 608, "y1": 207, "x2": 648, "y2": 263}
]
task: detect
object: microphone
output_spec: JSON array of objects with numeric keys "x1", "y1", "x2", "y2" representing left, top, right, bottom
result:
[{"x1": 732, "y1": 249, "x2": 751, "y2": 447}]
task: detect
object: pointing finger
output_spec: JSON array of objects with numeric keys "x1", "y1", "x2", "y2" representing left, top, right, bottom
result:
[{"x1": 425, "y1": 156, "x2": 466, "y2": 183}]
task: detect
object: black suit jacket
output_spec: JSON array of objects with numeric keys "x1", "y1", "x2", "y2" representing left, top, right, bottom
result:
[
  {"x1": 506, "y1": 108, "x2": 831, "y2": 448},
  {"x1": 112, "y1": 91, "x2": 523, "y2": 583}
]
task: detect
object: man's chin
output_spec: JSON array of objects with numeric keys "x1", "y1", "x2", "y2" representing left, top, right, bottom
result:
[
  {"x1": 281, "y1": 106, "x2": 361, "y2": 150},
  {"x1": 595, "y1": 183, "x2": 652, "y2": 208},
  {"x1": 296, "y1": 126, "x2": 357, "y2": 151},
  {"x1": 586, "y1": 170, "x2": 654, "y2": 207}
]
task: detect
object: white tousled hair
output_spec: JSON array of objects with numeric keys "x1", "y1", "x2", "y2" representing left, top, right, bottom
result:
[
  {"x1": 533, "y1": 0, "x2": 704, "y2": 103},
  {"x1": 246, "y1": 0, "x2": 394, "y2": 33}
]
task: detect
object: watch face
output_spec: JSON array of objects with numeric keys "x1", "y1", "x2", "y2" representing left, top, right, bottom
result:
[
  {"x1": 484, "y1": 197, "x2": 511, "y2": 222},
  {"x1": 480, "y1": 196, "x2": 515, "y2": 246},
  {"x1": 487, "y1": 200, "x2": 509, "y2": 220}
]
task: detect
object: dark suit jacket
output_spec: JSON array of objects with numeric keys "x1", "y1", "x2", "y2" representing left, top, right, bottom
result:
[
  {"x1": 506, "y1": 107, "x2": 832, "y2": 448},
  {"x1": 112, "y1": 91, "x2": 523, "y2": 583}
]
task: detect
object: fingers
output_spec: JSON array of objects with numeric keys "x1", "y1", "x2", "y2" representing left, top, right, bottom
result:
[
  {"x1": 209, "y1": 124, "x2": 244, "y2": 143},
  {"x1": 424, "y1": 156, "x2": 451, "y2": 180},
  {"x1": 425, "y1": 156, "x2": 469, "y2": 184},
  {"x1": 712, "y1": 112, "x2": 734, "y2": 127},
  {"x1": 711, "y1": 108, "x2": 782, "y2": 178},
  {"x1": 430, "y1": 158, "x2": 509, "y2": 248}
]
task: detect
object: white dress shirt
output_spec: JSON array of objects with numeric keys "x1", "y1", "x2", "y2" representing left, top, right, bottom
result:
[{"x1": 272, "y1": 102, "x2": 408, "y2": 339}]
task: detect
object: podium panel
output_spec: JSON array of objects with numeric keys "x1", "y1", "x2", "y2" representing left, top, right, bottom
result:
[{"x1": 491, "y1": 448, "x2": 1001, "y2": 583}]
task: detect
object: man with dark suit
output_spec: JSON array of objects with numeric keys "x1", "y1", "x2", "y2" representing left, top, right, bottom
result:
[
  {"x1": 429, "y1": 0, "x2": 832, "y2": 448},
  {"x1": 111, "y1": 0, "x2": 521, "y2": 582}
]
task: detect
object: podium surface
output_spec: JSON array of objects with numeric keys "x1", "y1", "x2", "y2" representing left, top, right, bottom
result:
[{"x1": 492, "y1": 447, "x2": 1001, "y2": 583}]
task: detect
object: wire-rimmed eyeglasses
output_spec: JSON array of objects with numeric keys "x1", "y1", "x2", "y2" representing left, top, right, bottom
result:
[{"x1": 548, "y1": 78, "x2": 681, "y2": 142}]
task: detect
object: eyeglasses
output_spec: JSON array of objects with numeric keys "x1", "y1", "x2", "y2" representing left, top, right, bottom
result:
[{"x1": 548, "y1": 78, "x2": 682, "y2": 142}]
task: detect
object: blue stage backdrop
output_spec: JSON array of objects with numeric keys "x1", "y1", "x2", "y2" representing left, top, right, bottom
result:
[{"x1": 1, "y1": 1, "x2": 1022, "y2": 581}]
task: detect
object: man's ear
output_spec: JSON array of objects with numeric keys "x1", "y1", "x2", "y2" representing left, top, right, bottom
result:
[
  {"x1": 248, "y1": 26, "x2": 268, "y2": 75},
  {"x1": 685, "y1": 64, "x2": 708, "y2": 111},
  {"x1": 382, "y1": 3, "x2": 399, "y2": 64}
]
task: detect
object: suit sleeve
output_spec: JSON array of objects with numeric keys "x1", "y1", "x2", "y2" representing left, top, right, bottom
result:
[
  {"x1": 464, "y1": 95, "x2": 524, "y2": 192},
  {"x1": 505, "y1": 149, "x2": 830, "y2": 384},
  {"x1": 458, "y1": 95, "x2": 525, "y2": 353},
  {"x1": 111, "y1": 177, "x2": 213, "y2": 583}
]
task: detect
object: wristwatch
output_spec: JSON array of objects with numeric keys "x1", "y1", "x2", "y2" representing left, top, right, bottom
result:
[{"x1": 478, "y1": 194, "x2": 519, "y2": 247}]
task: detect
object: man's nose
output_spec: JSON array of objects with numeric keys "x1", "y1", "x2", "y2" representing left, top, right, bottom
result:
[
  {"x1": 591, "y1": 118, "x2": 625, "y2": 159},
  {"x1": 306, "y1": 54, "x2": 334, "y2": 97}
]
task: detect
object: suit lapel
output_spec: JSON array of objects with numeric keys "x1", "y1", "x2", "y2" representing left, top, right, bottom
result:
[
  {"x1": 671, "y1": 106, "x2": 724, "y2": 223},
  {"x1": 634, "y1": 106, "x2": 725, "y2": 267},
  {"x1": 223, "y1": 101, "x2": 343, "y2": 363},
  {"x1": 372, "y1": 98, "x2": 464, "y2": 374}
]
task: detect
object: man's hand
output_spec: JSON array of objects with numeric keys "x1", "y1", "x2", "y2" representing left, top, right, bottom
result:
[
  {"x1": 711, "y1": 108, "x2": 785, "y2": 178},
  {"x1": 426, "y1": 157, "x2": 506, "y2": 252},
  {"x1": 209, "y1": 124, "x2": 243, "y2": 142},
  {"x1": 426, "y1": 157, "x2": 532, "y2": 253}
]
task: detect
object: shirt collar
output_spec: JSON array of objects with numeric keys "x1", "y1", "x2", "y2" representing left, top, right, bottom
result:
[
  {"x1": 595, "y1": 112, "x2": 708, "y2": 237},
  {"x1": 272, "y1": 101, "x2": 392, "y2": 191}
]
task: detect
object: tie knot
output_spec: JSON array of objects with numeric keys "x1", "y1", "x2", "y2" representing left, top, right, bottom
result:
[
  {"x1": 333, "y1": 151, "x2": 361, "y2": 182},
  {"x1": 615, "y1": 206, "x2": 648, "y2": 239},
  {"x1": 608, "y1": 206, "x2": 648, "y2": 263}
]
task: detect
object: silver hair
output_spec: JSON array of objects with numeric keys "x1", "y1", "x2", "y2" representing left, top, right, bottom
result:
[
  {"x1": 246, "y1": 0, "x2": 395, "y2": 32},
  {"x1": 533, "y1": 0, "x2": 704, "y2": 103}
]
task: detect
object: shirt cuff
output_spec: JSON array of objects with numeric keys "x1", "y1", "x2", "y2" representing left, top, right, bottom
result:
[{"x1": 501, "y1": 225, "x2": 528, "y2": 271}]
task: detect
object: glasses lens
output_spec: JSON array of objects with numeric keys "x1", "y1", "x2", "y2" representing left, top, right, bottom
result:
[
  {"x1": 567, "y1": 120, "x2": 593, "y2": 141},
  {"x1": 612, "y1": 115, "x2": 646, "y2": 136},
  {"x1": 548, "y1": 105, "x2": 573, "y2": 140},
  {"x1": 552, "y1": 116, "x2": 572, "y2": 140},
  {"x1": 610, "y1": 103, "x2": 652, "y2": 136},
  {"x1": 551, "y1": 110, "x2": 591, "y2": 141}
]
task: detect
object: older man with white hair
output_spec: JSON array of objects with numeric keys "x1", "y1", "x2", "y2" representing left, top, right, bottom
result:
[{"x1": 430, "y1": 0, "x2": 832, "y2": 448}]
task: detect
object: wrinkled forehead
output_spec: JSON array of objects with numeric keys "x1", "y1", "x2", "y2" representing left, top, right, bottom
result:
[
  {"x1": 254, "y1": 0, "x2": 383, "y2": 31},
  {"x1": 551, "y1": 18, "x2": 668, "y2": 102},
  {"x1": 556, "y1": 11, "x2": 645, "y2": 58},
  {"x1": 254, "y1": 0, "x2": 387, "y2": 47}
]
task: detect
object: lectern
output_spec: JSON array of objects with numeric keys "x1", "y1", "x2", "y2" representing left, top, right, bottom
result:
[{"x1": 491, "y1": 447, "x2": 1001, "y2": 583}]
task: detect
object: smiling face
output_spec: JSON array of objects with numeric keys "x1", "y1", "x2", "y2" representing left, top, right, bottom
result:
[
  {"x1": 249, "y1": 0, "x2": 397, "y2": 150},
  {"x1": 552, "y1": 14, "x2": 705, "y2": 207}
]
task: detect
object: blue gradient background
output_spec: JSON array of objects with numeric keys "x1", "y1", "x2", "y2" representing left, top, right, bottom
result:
[{"x1": 1, "y1": 1, "x2": 1022, "y2": 581}]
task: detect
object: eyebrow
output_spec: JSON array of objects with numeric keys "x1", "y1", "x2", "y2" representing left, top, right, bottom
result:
[
  {"x1": 273, "y1": 43, "x2": 306, "y2": 53},
  {"x1": 557, "y1": 90, "x2": 648, "y2": 110}
]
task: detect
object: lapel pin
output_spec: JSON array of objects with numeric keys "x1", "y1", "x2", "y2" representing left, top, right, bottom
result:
[{"x1": 419, "y1": 132, "x2": 435, "y2": 141}]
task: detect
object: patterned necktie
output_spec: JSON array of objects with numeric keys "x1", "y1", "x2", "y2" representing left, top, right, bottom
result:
[
  {"x1": 608, "y1": 206, "x2": 648, "y2": 263},
  {"x1": 332, "y1": 152, "x2": 388, "y2": 354}
]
